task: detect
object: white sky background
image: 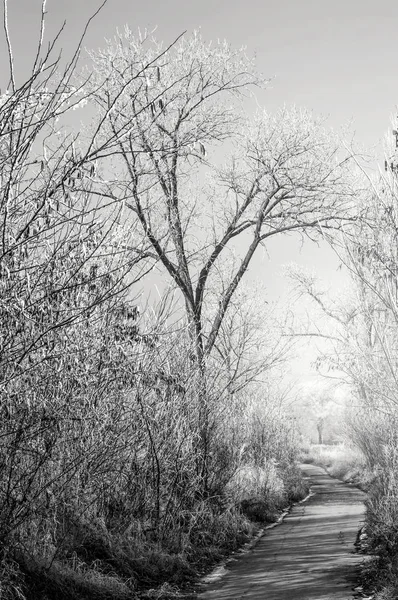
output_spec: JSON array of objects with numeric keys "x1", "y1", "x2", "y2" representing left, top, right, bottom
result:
[{"x1": 1, "y1": 0, "x2": 397, "y2": 393}]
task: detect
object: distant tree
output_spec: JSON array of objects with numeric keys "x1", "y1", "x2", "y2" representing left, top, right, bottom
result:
[{"x1": 296, "y1": 387, "x2": 342, "y2": 444}]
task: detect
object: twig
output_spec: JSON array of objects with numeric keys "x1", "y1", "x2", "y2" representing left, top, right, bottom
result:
[
  {"x1": 3, "y1": 0, "x2": 15, "y2": 92},
  {"x1": 32, "y1": 0, "x2": 47, "y2": 74}
]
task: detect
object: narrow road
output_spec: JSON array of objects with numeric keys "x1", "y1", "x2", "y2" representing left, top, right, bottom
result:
[{"x1": 197, "y1": 464, "x2": 365, "y2": 600}]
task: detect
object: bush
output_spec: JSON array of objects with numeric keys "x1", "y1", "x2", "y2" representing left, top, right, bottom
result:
[
  {"x1": 282, "y1": 464, "x2": 310, "y2": 503},
  {"x1": 21, "y1": 559, "x2": 133, "y2": 600},
  {"x1": 303, "y1": 443, "x2": 368, "y2": 485},
  {"x1": 366, "y1": 468, "x2": 398, "y2": 559},
  {"x1": 0, "y1": 554, "x2": 27, "y2": 600},
  {"x1": 226, "y1": 459, "x2": 308, "y2": 523}
]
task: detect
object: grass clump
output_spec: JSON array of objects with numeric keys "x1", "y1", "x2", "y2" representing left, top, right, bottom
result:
[
  {"x1": 301, "y1": 443, "x2": 369, "y2": 487},
  {"x1": 1, "y1": 457, "x2": 309, "y2": 600},
  {"x1": 360, "y1": 468, "x2": 398, "y2": 599},
  {"x1": 0, "y1": 554, "x2": 27, "y2": 600},
  {"x1": 227, "y1": 460, "x2": 309, "y2": 524},
  {"x1": 22, "y1": 560, "x2": 134, "y2": 600},
  {"x1": 6, "y1": 500, "x2": 255, "y2": 600}
]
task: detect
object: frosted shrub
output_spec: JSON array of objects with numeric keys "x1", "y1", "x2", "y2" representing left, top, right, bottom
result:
[{"x1": 227, "y1": 459, "x2": 284, "y2": 505}]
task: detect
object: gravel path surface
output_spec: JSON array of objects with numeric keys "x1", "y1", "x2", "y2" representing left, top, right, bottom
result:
[{"x1": 196, "y1": 464, "x2": 365, "y2": 600}]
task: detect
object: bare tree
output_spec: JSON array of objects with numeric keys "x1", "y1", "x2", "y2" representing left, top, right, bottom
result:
[{"x1": 85, "y1": 30, "x2": 356, "y2": 489}]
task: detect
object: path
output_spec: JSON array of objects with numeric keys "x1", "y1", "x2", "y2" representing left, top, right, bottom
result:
[{"x1": 197, "y1": 464, "x2": 365, "y2": 600}]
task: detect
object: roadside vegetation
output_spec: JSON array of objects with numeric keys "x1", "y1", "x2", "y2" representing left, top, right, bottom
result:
[
  {"x1": 292, "y1": 148, "x2": 398, "y2": 598},
  {"x1": 4, "y1": 2, "x2": 398, "y2": 599},
  {"x1": 0, "y1": 4, "x2": 343, "y2": 599},
  {"x1": 301, "y1": 443, "x2": 369, "y2": 487},
  {"x1": 301, "y1": 439, "x2": 398, "y2": 600}
]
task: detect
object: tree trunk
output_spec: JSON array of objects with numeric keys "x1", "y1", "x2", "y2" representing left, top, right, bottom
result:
[
  {"x1": 317, "y1": 419, "x2": 324, "y2": 445},
  {"x1": 188, "y1": 317, "x2": 210, "y2": 496}
]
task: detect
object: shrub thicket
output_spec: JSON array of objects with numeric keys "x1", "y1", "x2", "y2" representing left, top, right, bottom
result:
[{"x1": 0, "y1": 8, "x2": 341, "y2": 598}]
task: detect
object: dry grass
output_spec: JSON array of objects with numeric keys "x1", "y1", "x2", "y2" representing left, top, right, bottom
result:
[
  {"x1": 9, "y1": 502, "x2": 254, "y2": 600},
  {"x1": 8, "y1": 459, "x2": 309, "y2": 600},
  {"x1": 227, "y1": 460, "x2": 309, "y2": 523},
  {"x1": 18, "y1": 564, "x2": 133, "y2": 600},
  {"x1": 301, "y1": 443, "x2": 369, "y2": 486},
  {"x1": 374, "y1": 584, "x2": 398, "y2": 600},
  {"x1": 0, "y1": 556, "x2": 27, "y2": 600}
]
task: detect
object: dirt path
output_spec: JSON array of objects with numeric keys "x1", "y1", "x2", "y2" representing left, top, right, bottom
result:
[{"x1": 196, "y1": 464, "x2": 365, "y2": 600}]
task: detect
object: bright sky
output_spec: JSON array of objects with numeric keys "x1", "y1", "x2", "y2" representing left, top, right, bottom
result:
[
  {"x1": 1, "y1": 0, "x2": 396, "y2": 389},
  {"x1": 3, "y1": 0, "x2": 397, "y2": 146}
]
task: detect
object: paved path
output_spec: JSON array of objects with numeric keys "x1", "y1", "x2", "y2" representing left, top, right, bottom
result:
[{"x1": 197, "y1": 464, "x2": 365, "y2": 600}]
